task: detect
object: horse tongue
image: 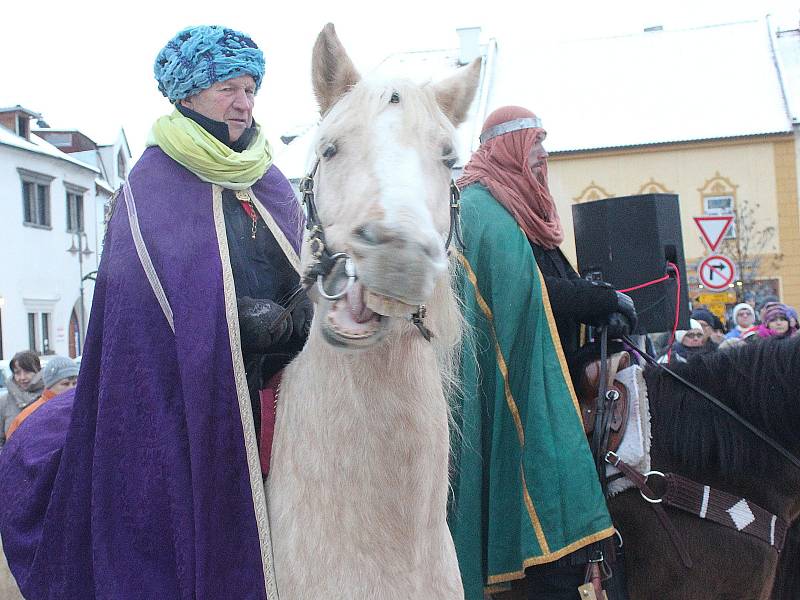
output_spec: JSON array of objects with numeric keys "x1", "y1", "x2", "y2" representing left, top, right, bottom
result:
[{"x1": 348, "y1": 282, "x2": 376, "y2": 323}]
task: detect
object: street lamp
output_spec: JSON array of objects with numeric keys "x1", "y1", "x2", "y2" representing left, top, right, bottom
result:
[{"x1": 67, "y1": 232, "x2": 94, "y2": 353}]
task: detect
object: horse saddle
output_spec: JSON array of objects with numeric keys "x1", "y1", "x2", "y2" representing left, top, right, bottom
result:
[{"x1": 578, "y1": 351, "x2": 631, "y2": 454}]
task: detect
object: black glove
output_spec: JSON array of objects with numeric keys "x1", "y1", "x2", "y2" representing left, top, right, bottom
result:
[
  {"x1": 604, "y1": 312, "x2": 632, "y2": 339},
  {"x1": 238, "y1": 297, "x2": 292, "y2": 353},
  {"x1": 609, "y1": 291, "x2": 637, "y2": 336}
]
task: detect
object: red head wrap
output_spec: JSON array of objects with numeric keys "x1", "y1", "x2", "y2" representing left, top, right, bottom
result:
[{"x1": 457, "y1": 106, "x2": 564, "y2": 249}]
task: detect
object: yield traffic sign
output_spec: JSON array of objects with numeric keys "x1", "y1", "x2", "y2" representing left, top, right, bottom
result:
[
  {"x1": 694, "y1": 216, "x2": 734, "y2": 252},
  {"x1": 698, "y1": 254, "x2": 735, "y2": 291}
]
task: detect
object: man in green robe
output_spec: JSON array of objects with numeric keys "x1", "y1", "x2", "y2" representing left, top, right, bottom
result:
[{"x1": 449, "y1": 106, "x2": 630, "y2": 600}]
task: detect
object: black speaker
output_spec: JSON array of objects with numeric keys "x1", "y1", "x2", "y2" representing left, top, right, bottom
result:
[{"x1": 572, "y1": 193, "x2": 690, "y2": 333}]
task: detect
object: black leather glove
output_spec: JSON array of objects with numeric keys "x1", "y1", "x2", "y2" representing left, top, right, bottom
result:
[
  {"x1": 610, "y1": 291, "x2": 637, "y2": 336},
  {"x1": 238, "y1": 297, "x2": 292, "y2": 354},
  {"x1": 604, "y1": 312, "x2": 632, "y2": 339}
]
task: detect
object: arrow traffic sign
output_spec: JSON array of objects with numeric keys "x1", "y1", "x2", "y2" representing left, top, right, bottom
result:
[
  {"x1": 694, "y1": 216, "x2": 734, "y2": 252},
  {"x1": 698, "y1": 254, "x2": 735, "y2": 291}
]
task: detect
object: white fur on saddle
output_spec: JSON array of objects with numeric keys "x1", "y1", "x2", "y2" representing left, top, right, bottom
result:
[{"x1": 606, "y1": 364, "x2": 652, "y2": 496}]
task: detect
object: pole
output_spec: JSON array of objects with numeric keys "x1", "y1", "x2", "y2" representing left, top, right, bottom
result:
[
  {"x1": 68, "y1": 232, "x2": 92, "y2": 355},
  {"x1": 78, "y1": 234, "x2": 86, "y2": 353}
]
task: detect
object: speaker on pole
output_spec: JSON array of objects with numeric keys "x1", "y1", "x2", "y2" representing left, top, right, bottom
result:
[{"x1": 572, "y1": 193, "x2": 690, "y2": 333}]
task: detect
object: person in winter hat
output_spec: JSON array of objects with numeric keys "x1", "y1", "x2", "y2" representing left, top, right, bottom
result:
[
  {"x1": 5, "y1": 356, "x2": 79, "y2": 440},
  {"x1": 725, "y1": 303, "x2": 756, "y2": 339},
  {"x1": 0, "y1": 25, "x2": 312, "y2": 599},
  {"x1": 757, "y1": 303, "x2": 798, "y2": 339},
  {"x1": 658, "y1": 319, "x2": 714, "y2": 364}
]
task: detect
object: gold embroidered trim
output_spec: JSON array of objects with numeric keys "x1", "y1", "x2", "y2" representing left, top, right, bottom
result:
[
  {"x1": 536, "y1": 265, "x2": 583, "y2": 417},
  {"x1": 485, "y1": 527, "x2": 617, "y2": 586},
  {"x1": 245, "y1": 187, "x2": 301, "y2": 274},
  {"x1": 212, "y1": 185, "x2": 280, "y2": 600}
]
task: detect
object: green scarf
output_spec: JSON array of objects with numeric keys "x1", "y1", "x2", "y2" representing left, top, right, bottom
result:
[{"x1": 147, "y1": 110, "x2": 273, "y2": 190}]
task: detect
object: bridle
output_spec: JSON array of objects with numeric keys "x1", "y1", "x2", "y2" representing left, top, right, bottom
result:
[{"x1": 297, "y1": 158, "x2": 465, "y2": 342}]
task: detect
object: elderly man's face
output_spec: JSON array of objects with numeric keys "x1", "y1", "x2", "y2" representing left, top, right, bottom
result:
[{"x1": 180, "y1": 75, "x2": 256, "y2": 142}]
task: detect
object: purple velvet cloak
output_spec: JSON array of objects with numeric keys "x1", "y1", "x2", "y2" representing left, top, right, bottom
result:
[{"x1": 0, "y1": 147, "x2": 303, "y2": 599}]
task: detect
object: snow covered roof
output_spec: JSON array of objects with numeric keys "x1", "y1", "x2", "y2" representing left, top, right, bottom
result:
[
  {"x1": 0, "y1": 124, "x2": 100, "y2": 173},
  {"x1": 276, "y1": 17, "x2": 797, "y2": 178},
  {"x1": 485, "y1": 18, "x2": 793, "y2": 152},
  {"x1": 0, "y1": 105, "x2": 41, "y2": 118}
]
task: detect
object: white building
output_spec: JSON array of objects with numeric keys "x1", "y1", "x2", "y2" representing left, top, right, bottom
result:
[{"x1": 0, "y1": 106, "x2": 123, "y2": 360}]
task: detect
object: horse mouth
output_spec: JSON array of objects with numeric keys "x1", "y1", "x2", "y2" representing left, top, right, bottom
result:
[{"x1": 324, "y1": 281, "x2": 417, "y2": 345}]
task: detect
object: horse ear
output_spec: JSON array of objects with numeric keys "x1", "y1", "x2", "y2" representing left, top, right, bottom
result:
[
  {"x1": 312, "y1": 23, "x2": 361, "y2": 116},
  {"x1": 433, "y1": 58, "x2": 482, "y2": 126}
]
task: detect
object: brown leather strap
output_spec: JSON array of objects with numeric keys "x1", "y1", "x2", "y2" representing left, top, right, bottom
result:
[
  {"x1": 662, "y1": 473, "x2": 788, "y2": 551},
  {"x1": 606, "y1": 454, "x2": 693, "y2": 569}
]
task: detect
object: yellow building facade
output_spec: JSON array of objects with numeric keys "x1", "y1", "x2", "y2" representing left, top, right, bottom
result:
[{"x1": 548, "y1": 133, "x2": 800, "y2": 311}]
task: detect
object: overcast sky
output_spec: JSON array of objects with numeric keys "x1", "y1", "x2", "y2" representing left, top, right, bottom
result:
[{"x1": 2, "y1": 0, "x2": 796, "y2": 161}]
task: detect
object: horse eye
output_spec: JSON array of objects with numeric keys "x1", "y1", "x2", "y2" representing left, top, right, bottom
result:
[
  {"x1": 321, "y1": 143, "x2": 337, "y2": 159},
  {"x1": 442, "y1": 145, "x2": 456, "y2": 169},
  {"x1": 390, "y1": 91, "x2": 400, "y2": 104}
]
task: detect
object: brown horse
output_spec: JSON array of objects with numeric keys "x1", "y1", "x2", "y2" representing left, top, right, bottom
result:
[
  {"x1": 489, "y1": 336, "x2": 799, "y2": 600},
  {"x1": 609, "y1": 335, "x2": 800, "y2": 600}
]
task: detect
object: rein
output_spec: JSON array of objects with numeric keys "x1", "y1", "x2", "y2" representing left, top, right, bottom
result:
[
  {"x1": 296, "y1": 158, "x2": 464, "y2": 342},
  {"x1": 623, "y1": 335, "x2": 800, "y2": 472}
]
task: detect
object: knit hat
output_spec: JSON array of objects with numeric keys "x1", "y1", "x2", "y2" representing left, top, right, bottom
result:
[
  {"x1": 762, "y1": 303, "x2": 791, "y2": 325},
  {"x1": 690, "y1": 308, "x2": 716, "y2": 326},
  {"x1": 154, "y1": 26, "x2": 265, "y2": 102},
  {"x1": 41, "y1": 356, "x2": 79, "y2": 389},
  {"x1": 675, "y1": 319, "x2": 704, "y2": 344}
]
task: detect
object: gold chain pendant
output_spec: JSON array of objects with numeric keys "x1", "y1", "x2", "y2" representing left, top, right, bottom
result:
[{"x1": 235, "y1": 190, "x2": 258, "y2": 239}]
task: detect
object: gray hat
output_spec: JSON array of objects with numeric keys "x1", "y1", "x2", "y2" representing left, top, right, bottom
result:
[{"x1": 41, "y1": 356, "x2": 79, "y2": 389}]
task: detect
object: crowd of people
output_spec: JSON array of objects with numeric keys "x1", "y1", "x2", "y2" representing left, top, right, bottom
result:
[{"x1": 655, "y1": 300, "x2": 799, "y2": 365}]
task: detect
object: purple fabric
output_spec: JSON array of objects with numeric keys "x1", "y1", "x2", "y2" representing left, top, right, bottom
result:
[{"x1": 0, "y1": 147, "x2": 303, "y2": 599}]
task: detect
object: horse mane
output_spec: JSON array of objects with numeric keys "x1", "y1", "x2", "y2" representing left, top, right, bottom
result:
[{"x1": 643, "y1": 336, "x2": 800, "y2": 480}]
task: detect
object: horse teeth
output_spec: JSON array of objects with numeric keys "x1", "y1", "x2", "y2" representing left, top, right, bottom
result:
[{"x1": 365, "y1": 290, "x2": 414, "y2": 317}]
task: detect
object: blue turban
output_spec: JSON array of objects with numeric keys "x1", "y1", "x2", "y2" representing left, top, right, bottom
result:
[{"x1": 154, "y1": 26, "x2": 265, "y2": 102}]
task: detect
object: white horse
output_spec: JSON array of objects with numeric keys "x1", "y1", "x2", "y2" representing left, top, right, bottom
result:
[{"x1": 266, "y1": 24, "x2": 480, "y2": 599}]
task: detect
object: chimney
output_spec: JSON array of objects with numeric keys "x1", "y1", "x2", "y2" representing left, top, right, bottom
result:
[{"x1": 456, "y1": 27, "x2": 481, "y2": 65}]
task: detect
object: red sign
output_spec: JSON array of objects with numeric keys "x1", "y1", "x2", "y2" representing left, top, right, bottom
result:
[
  {"x1": 698, "y1": 254, "x2": 735, "y2": 291},
  {"x1": 694, "y1": 216, "x2": 734, "y2": 252}
]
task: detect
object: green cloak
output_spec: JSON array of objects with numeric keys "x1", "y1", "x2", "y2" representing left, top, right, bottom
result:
[{"x1": 449, "y1": 184, "x2": 614, "y2": 598}]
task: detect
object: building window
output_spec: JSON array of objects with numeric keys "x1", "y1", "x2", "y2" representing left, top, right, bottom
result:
[
  {"x1": 703, "y1": 194, "x2": 736, "y2": 239},
  {"x1": 26, "y1": 311, "x2": 52, "y2": 354},
  {"x1": 18, "y1": 168, "x2": 54, "y2": 229},
  {"x1": 27, "y1": 313, "x2": 37, "y2": 352},
  {"x1": 117, "y1": 149, "x2": 126, "y2": 179},
  {"x1": 16, "y1": 115, "x2": 29, "y2": 139},
  {"x1": 66, "y1": 190, "x2": 84, "y2": 232}
]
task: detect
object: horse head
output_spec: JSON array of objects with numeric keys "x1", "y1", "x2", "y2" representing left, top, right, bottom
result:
[{"x1": 304, "y1": 23, "x2": 480, "y2": 349}]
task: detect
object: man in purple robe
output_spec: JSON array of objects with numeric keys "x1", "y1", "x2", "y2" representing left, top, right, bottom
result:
[{"x1": 0, "y1": 25, "x2": 310, "y2": 599}]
